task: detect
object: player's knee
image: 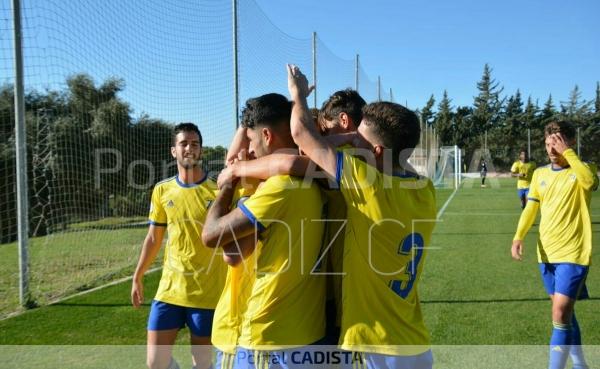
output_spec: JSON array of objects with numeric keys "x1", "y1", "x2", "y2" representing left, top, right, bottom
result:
[{"x1": 551, "y1": 305, "x2": 574, "y2": 324}]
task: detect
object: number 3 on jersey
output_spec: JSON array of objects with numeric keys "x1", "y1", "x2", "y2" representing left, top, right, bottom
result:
[{"x1": 389, "y1": 233, "x2": 424, "y2": 299}]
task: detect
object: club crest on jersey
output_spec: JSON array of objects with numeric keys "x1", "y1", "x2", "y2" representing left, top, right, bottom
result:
[{"x1": 166, "y1": 200, "x2": 175, "y2": 208}]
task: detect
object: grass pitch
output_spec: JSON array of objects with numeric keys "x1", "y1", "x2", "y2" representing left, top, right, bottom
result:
[{"x1": 0, "y1": 178, "x2": 598, "y2": 347}]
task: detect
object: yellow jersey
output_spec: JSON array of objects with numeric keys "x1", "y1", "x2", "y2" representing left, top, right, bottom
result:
[
  {"x1": 521, "y1": 149, "x2": 598, "y2": 265},
  {"x1": 511, "y1": 160, "x2": 536, "y2": 189},
  {"x1": 336, "y1": 152, "x2": 437, "y2": 356},
  {"x1": 148, "y1": 174, "x2": 227, "y2": 308},
  {"x1": 237, "y1": 175, "x2": 326, "y2": 349},
  {"x1": 212, "y1": 187, "x2": 257, "y2": 355}
]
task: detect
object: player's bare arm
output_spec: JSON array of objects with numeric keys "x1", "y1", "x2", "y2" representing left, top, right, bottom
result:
[
  {"x1": 202, "y1": 182, "x2": 257, "y2": 249},
  {"x1": 287, "y1": 64, "x2": 338, "y2": 179},
  {"x1": 131, "y1": 225, "x2": 166, "y2": 308}
]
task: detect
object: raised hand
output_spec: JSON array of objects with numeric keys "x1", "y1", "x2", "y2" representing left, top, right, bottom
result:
[
  {"x1": 287, "y1": 64, "x2": 314, "y2": 101},
  {"x1": 549, "y1": 133, "x2": 570, "y2": 155}
]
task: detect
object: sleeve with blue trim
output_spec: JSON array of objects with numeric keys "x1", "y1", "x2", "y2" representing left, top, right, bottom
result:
[
  {"x1": 526, "y1": 169, "x2": 541, "y2": 203},
  {"x1": 238, "y1": 176, "x2": 291, "y2": 232},
  {"x1": 148, "y1": 185, "x2": 167, "y2": 226}
]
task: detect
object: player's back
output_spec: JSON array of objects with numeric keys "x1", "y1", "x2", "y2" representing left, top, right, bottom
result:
[{"x1": 337, "y1": 152, "x2": 436, "y2": 356}]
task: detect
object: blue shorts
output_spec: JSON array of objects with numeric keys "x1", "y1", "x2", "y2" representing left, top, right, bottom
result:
[
  {"x1": 518, "y1": 188, "x2": 529, "y2": 199},
  {"x1": 147, "y1": 300, "x2": 214, "y2": 337},
  {"x1": 340, "y1": 350, "x2": 433, "y2": 369},
  {"x1": 539, "y1": 263, "x2": 589, "y2": 300}
]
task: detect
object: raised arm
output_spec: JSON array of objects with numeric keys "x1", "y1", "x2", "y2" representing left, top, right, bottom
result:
[
  {"x1": 217, "y1": 153, "x2": 313, "y2": 189},
  {"x1": 287, "y1": 64, "x2": 338, "y2": 179},
  {"x1": 550, "y1": 133, "x2": 598, "y2": 191},
  {"x1": 226, "y1": 126, "x2": 250, "y2": 165}
]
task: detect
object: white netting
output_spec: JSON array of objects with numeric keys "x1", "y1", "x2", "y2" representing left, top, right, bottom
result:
[{"x1": 0, "y1": 0, "x2": 394, "y2": 316}]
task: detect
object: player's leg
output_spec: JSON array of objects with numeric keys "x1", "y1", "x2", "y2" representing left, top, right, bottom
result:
[
  {"x1": 548, "y1": 293, "x2": 575, "y2": 369},
  {"x1": 543, "y1": 263, "x2": 589, "y2": 369},
  {"x1": 147, "y1": 300, "x2": 186, "y2": 369},
  {"x1": 186, "y1": 307, "x2": 216, "y2": 369}
]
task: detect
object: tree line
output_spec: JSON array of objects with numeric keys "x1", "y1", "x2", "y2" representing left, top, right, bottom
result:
[
  {"x1": 0, "y1": 74, "x2": 226, "y2": 243},
  {"x1": 1, "y1": 67, "x2": 598, "y2": 243},
  {"x1": 418, "y1": 64, "x2": 600, "y2": 171}
]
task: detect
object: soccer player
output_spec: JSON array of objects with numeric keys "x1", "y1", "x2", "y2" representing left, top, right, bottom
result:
[
  {"x1": 131, "y1": 123, "x2": 227, "y2": 369},
  {"x1": 480, "y1": 159, "x2": 488, "y2": 187},
  {"x1": 511, "y1": 149, "x2": 536, "y2": 209},
  {"x1": 287, "y1": 64, "x2": 436, "y2": 368},
  {"x1": 202, "y1": 93, "x2": 326, "y2": 369},
  {"x1": 216, "y1": 89, "x2": 366, "y2": 346},
  {"x1": 511, "y1": 120, "x2": 598, "y2": 369}
]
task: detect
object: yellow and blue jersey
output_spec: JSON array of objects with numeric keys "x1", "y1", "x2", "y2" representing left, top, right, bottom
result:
[
  {"x1": 525, "y1": 149, "x2": 598, "y2": 266},
  {"x1": 148, "y1": 174, "x2": 227, "y2": 309},
  {"x1": 237, "y1": 175, "x2": 326, "y2": 349},
  {"x1": 511, "y1": 160, "x2": 537, "y2": 189},
  {"x1": 335, "y1": 152, "x2": 437, "y2": 356}
]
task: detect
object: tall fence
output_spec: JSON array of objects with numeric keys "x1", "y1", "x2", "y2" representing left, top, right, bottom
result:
[{"x1": 0, "y1": 0, "x2": 395, "y2": 316}]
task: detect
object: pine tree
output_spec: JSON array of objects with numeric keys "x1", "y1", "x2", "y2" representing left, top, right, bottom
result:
[
  {"x1": 420, "y1": 94, "x2": 436, "y2": 127},
  {"x1": 434, "y1": 90, "x2": 453, "y2": 144},
  {"x1": 472, "y1": 64, "x2": 504, "y2": 134}
]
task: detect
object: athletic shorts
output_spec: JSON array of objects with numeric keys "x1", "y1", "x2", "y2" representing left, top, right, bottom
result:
[
  {"x1": 147, "y1": 300, "x2": 214, "y2": 337},
  {"x1": 340, "y1": 350, "x2": 433, "y2": 369},
  {"x1": 539, "y1": 263, "x2": 589, "y2": 300},
  {"x1": 518, "y1": 188, "x2": 529, "y2": 199}
]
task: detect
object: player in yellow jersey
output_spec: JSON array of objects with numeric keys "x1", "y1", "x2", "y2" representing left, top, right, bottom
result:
[
  {"x1": 287, "y1": 64, "x2": 436, "y2": 369},
  {"x1": 202, "y1": 93, "x2": 326, "y2": 369},
  {"x1": 510, "y1": 149, "x2": 536, "y2": 209},
  {"x1": 511, "y1": 121, "x2": 598, "y2": 369},
  {"x1": 215, "y1": 89, "x2": 366, "y2": 348},
  {"x1": 131, "y1": 123, "x2": 227, "y2": 369}
]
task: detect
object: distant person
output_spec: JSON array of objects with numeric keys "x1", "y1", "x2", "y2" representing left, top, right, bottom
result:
[
  {"x1": 131, "y1": 123, "x2": 227, "y2": 369},
  {"x1": 511, "y1": 149, "x2": 536, "y2": 209},
  {"x1": 480, "y1": 159, "x2": 488, "y2": 187},
  {"x1": 511, "y1": 120, "x2": 598, "y2": 369}
]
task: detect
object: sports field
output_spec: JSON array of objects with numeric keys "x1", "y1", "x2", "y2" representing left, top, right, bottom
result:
[{"x1": 0, "y1": 177, "x2": 598, "y2": 367}]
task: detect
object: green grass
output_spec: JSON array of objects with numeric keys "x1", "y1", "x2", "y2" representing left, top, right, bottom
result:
[
  {"x1": 0, "y1": 178, "x2": 598, "y2": 351},
  {"x1": 0, "y1": 224, "x2": 150, "y2": 317},
  {"x1": 422, "y1": 178, "x2": 600, "y2": 344}
]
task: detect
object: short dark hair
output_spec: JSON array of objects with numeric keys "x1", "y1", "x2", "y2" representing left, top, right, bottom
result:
[
  {"x1": 318, "y1": 89, "x2": 366, "y2": 130},
  {"x1": 172, "y1": 122, "x2": 202, "y2": 146},
  {"x1": 545, "y1": 120, "x2": 576, "y2": 141},
  {"x1": 361, "y1": 102, "x2": 420, "y2": 165},
  {"x1": 241, "y1": 93, "x2": 291, "y2": 130}
]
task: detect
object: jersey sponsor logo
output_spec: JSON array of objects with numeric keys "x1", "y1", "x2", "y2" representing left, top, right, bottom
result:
[
  {"x1": 166, "y1": 200, "x2": 175, "y2": 208},
  {"x1": 540, "y1": 180, "x2": 547, "y2": 188},
  {"x1": 570, "y1": 174, "x2": 576, "y2": 182}
]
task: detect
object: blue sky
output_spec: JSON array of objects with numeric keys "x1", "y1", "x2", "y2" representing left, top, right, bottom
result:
[
  {"x1": 253, "y1": 0, "x2": 599, "y2": 109},
  {"x1": 1, "y1": 0, "x2": 598, "y2": 147}
]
